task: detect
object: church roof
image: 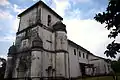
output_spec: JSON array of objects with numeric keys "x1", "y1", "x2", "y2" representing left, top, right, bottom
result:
[
  {"x1": 8, "y1": 44, "x2": 16, "y2": 55},
  {"x1": 68, "y1": 39, "x2": 91, "y2": 54},
  {"x1": 53, "y1": 21, "x2": 67, "y2": 33},
  {"x1": 18, "y1": 1, "x2": 63, "y2": 20},
  {"x1": 68, "y1": 39, "x2": 110, "y2": 62}
]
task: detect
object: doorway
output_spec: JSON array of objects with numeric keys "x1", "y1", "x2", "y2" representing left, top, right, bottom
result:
[{"x1": 79, "y1": 63, "x2": 86, "y2": 76}]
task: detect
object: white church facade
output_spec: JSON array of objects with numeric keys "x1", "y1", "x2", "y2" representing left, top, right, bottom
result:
[{"x1": 4, "y1": 1, "x2": 112, "y2": 80}]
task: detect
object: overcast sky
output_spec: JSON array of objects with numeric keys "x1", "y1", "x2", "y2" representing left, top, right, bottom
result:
[{"x1": 0, "y1": 0, "x2": 120, "y2": 60}]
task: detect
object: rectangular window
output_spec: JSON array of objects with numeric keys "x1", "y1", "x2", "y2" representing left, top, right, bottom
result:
[
  {"x1": 108, "y1": 65, "x2": 110, "y2": 71},
  {"x1": 36, "y1": 8, "x2": 41, "y2": 22},
  {"x1": 83, "y1": 53, "x2": 85, "y2": 58},
  {"x1": 74, "y1": 49, "x2": 76, "y2": 55},
  {"x1": 86, "y1": 54, "x2": 88, "y2": 59},
  {"x1": 48, "y1": 15, "x2": 51, "y2": 26},
  {"x1": 79, "y1": 51, "x2": 81, "y2": 57}
]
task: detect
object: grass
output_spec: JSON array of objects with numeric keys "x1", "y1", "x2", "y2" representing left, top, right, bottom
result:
[
  {"x1": 78, "y1": 76, "x2": 120, "y2": 80},
  {"x1": 77, "y1": 73, "x2": 120, "y2": 80},
  {"x1": 118, "y1": 76, "x2": 120, "y2": 80}
]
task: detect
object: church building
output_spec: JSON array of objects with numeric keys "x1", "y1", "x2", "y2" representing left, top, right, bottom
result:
[{"x1": 4, "y1": 1, "x2": 112, "y2": 80}]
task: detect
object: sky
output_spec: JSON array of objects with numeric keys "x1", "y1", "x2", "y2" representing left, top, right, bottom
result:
[{"x1": 0, "y1": 0, "x2": 120, "y2": 60}]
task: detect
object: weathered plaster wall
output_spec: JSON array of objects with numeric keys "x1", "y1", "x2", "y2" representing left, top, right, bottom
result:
[
  {"x1": 55, "y1": 31, "x2": 69, "y2": 78},
  {"x1": 56, "y1": 31, "x2": 68, "y2": 51},
  {"x1": 41, "y1": 6, "x2": 61, "y2": 28},
  {"x1": 19, "y1": 7, "x2": 37, "y2": 31}
]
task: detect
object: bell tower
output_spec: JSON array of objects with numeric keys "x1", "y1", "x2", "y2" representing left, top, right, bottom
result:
[{"x1": 5, "y1": 1, "x2": 69, "y2": 80}]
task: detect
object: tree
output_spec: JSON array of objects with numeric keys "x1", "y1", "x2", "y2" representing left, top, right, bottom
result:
[
  {"x1": 118, "y1": 56, "x2": 120, "y2": 61},
  {"x1": 94, "y1": 0, "x2": 120, "y2": 58},
  {"x1": 0, "y1": 57, "x2": 6, "y2": 80},
  {"x1": 111, "y1": 60, "x2": 120, "y2": 73}
]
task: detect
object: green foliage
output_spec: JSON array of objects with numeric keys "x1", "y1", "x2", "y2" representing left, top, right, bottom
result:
[
  {"x1": 0, "y1": 57, "x2": 6, "y2": 80},
  {"x1": 111, "y1": 60, "x2": 120, "y2": 73},
  {"x1": 78, "y1": 76, "x2": 116, "y2": 80},
  {"x1": 94, "y1": 0, "x2": 120, "y2": 58},
  {"x1": 104, "y1": 41, "x2": 120, "y2": 58},
  {"x1": 95, "y1": 0, "x2": 120, "y2": 38}
]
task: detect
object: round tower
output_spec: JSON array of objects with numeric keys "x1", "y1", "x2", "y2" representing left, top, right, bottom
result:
[{"x1": 4, "y1": 44, "x2": 16, "y2": 79}]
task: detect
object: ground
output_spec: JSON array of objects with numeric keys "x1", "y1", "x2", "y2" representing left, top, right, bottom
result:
[{"x1": 78, "y1": 76, "x2": 120, "y2": 80}]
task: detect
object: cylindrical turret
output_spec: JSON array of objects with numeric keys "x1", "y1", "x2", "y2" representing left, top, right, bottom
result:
[{"x1": 4, "y1": 44, "x2": 16, "y2": 79}]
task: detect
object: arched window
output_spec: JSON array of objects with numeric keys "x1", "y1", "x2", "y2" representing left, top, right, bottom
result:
[{"x1": 48, "y1": 15, "x2": 51, "y2": 26}]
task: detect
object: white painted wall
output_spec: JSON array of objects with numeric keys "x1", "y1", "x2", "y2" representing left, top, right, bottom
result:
[
  {"x1": 68, "y1": 42, "x2": 112, "y2": 77},
  {"x1": 68, "y1": 44, "x2": 81, "y2": 77},
  {"x1": 88, "y1": 54, "x2": 112, "y2": 75},
  {"x1": 78, "y1": 49, "x2": 88, "y2": 64},
  {"x1": 68, "y1": 42, "x2": 93, "y2": 77}
]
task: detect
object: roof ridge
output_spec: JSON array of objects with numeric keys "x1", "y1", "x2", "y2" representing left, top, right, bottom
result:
[{"x1": 18, "y1": 0, "x2": 63, "y2": 20}]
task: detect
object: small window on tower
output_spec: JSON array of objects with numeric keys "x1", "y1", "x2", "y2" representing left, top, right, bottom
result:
[
  {"x1": 48, "y1": 15, "x2": 51, "y2": 26},
  {"x1": 74, "y1": 49, "x2": 76, "y2": 55},
  {"x1": 79, "y1": 51, "x2": 81, "y2": 57}
]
